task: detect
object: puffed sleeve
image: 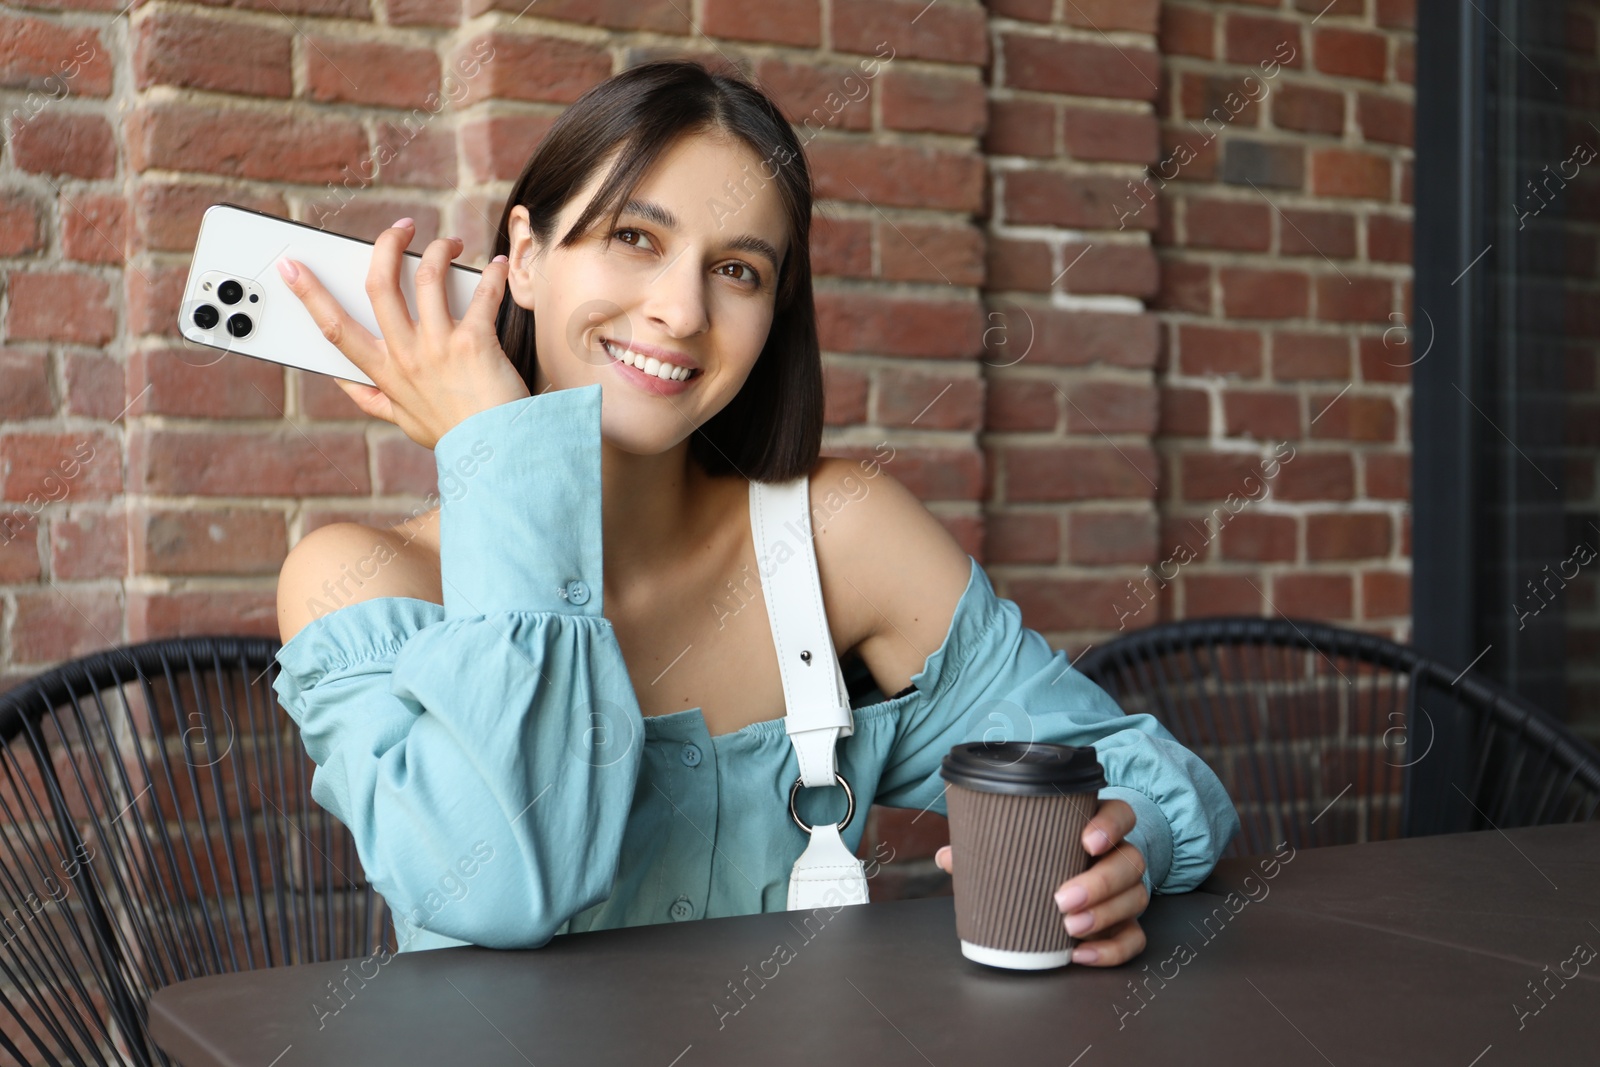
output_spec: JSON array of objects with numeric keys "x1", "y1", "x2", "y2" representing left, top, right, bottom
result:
[
  {"x1": 272, "y1": 383, "x2": 645, "y2": 950},
  {"x1": 872, "y1": 558, "x2": 1241, "y2": 897}
]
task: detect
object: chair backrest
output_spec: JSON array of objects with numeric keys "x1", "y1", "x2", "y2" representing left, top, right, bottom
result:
[
  {"x1": 0, "y1": 636, "x2": 392, "y2": 1067},
  {"x1": 1075, "y1": 617, "x2": 1600, "y2": 857}
]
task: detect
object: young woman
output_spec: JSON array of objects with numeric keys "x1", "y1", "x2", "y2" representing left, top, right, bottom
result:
[{"x1": 272, "y1": 60, "x2": 1240, "y2": 968}]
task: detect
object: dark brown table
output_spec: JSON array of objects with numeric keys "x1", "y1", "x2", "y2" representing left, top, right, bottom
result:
[
  {"x1": 149, "y1": 823, "x2": 1600, "y2": 1066},
  {"x1": 1197, "y1": 819, "x2": 1600, "y2": 971}
]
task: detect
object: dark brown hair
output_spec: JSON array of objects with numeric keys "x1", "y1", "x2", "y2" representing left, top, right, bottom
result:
[{"x1": 492, "y1": 59, "x2": 823, "y2": 483}]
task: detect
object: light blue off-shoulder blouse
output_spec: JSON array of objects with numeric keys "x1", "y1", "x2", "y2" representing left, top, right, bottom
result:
[{"x1": 272, "y1": 383, "x2": 1241, "y2": 953}]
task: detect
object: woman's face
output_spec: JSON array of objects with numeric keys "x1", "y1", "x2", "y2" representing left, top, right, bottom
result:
[{"x1": 505, "y1": 131, "x2": 791, "y2": 457}]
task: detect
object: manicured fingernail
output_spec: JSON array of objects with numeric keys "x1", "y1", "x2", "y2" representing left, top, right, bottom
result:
[
  {"x1": 393, "y1": 217, "x2": 415, "y2": 229},
  {"x1": 1056, "y1": 885, "x2": 1087, "y2": 912},
  {"x1": 1064, "y1": 911, "x2": 1093, "y2": 936},
  {"x1": 1073, "y1": 947, "x2": 1098, "y2": 964},
  {"x1": 1088, "y1": 829, "x2": 1111, "y2": 854},
  {"x1": 491, "y1": 254, "x2": 508, "y2": 263},
  {"x1": 276, "y1": 258, "x2": 299, "y2": 283}
]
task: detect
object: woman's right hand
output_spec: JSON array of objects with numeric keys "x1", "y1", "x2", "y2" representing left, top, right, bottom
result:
[{"x1": 276, "y1": 218, "x2": 531, "y2": 451}]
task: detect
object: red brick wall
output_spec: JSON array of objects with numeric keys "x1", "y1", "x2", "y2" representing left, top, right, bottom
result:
[
  {"x1": 980, "y1": 0, "x2": 1166, "y2": 655},
  {"x1": 1, "y1": 1, "x2": 1414, "y2": 894},
  {"x1": 1151, "y1": 0, "x2": 1416, "y2": 642}
]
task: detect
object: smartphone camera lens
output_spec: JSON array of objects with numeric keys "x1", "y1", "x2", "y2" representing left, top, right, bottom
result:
[
  {"x1": 226, "y1": 313, "x2": 253, "y2": 338},
  {"x1": 217, "y1": 280, "x2": 244, "y2": 305},
  {"x1": 193, "y1": 304, "x2": 220, "y2": 330}
]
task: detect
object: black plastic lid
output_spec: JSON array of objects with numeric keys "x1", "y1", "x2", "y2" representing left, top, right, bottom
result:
[{"x1": 939, "y1": 741, "x2": 1107, "y2": 797}]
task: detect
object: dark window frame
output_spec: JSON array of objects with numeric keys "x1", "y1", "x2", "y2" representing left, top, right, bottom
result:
[{"x1": 1413, "y1": 0, "x2": 1485, "y2": 672}]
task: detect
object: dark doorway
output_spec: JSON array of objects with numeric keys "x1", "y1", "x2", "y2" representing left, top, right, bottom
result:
[{"x1": 1413, "y1": 0, "x2": 1600, "y2": 746}]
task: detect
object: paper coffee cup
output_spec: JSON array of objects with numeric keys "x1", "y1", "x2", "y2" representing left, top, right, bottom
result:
[{"x1": 940, "y1": 741, "x2": 1107, "y2": 970}]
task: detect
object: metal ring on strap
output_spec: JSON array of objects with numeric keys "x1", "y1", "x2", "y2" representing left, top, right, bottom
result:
[{"x1": 789, "y1": 772, "x2": 856, "y2": 835}]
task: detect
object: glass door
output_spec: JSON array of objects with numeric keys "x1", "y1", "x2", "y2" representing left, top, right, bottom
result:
[{"x1": 1413, "y1": 0, "x2": 1600, "y2": 747}]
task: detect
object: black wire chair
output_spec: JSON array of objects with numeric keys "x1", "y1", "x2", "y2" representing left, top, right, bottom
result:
[
  {"x1": 0, "y1": 636, "x2": 391, "y2": 1067},
  {"x1": 1075, "y1": 617, "x2": 1600, "y2": 858}
]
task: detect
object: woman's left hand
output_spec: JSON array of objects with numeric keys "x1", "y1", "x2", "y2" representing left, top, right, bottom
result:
[{"x1": 934, "y1": 797, "x2": 1149, "y2": 966}]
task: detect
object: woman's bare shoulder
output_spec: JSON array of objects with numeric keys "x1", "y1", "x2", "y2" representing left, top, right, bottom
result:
[
  {"x1": 276, "y1": 509, "x2": 443, "y2": 644},
  {"x1": 807, "y1": 455, "x2": 972, "y2": 686}
]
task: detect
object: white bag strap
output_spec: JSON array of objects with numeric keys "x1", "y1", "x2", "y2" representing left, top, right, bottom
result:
[
  {"x1": 748, "y1": 475, "x2": 853, "y2": 786},
  {"x1": 749, "y1": 475, "x2": 870, "y2": 911}
]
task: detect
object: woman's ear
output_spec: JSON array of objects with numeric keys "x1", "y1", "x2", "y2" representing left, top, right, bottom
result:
[{"x1": 505, "y1": 205, "x2": 542, "y2": 310}]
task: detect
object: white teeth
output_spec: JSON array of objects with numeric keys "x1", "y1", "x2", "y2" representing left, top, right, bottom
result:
[{"x1": 603, "y1": 340, "x2": 694, "y2": 382}]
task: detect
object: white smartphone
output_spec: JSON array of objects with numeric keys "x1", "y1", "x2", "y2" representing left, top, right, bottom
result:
[{"x1": 178, "y1": 203, "x2": 484, "y2": 386}]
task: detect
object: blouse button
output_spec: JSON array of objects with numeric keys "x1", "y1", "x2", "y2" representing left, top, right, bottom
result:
[
  {"x1": 669, "y1": 897, "x2": 694, "y2": 921},
  {"x1": 680, "y1": 742, "x2": 702, "y2": 767},
  {"x1": 563, "y1": 579, "x2": 591, "y2": 605}
]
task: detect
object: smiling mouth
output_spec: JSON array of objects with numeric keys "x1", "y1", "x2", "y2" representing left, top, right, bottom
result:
[{"x1": 599, "y1": 337, "x2": 701, "y2": 382}]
